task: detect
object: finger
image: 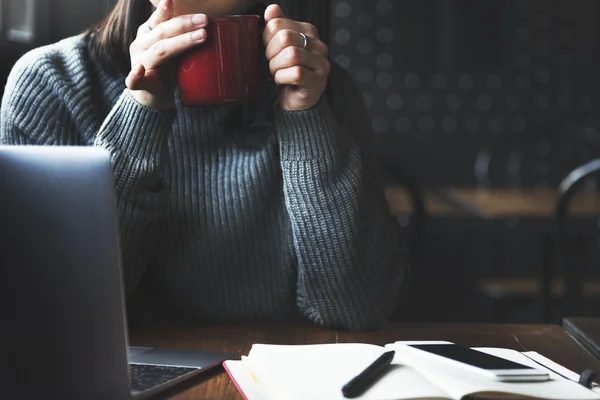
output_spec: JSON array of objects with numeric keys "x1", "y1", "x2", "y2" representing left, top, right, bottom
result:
[
  {"x1": 269, "y1": 47, "x2": 326, "y2": 76},
  {"x1": 263, "y1": 18, "x2": 318, "y2": 46},
  {"x1": 125, "y1": 64, "x2": 146, "y2": 91},
  {"x1": 265, "y1": 29, "x2": 302, "y2": 60},
  {"x1": 138, "y1": 29, "x2": 208, "y2": 70},
  {"x1": 264, "y1": 4, "x2": 286, "y2": 23},
  {"x1": 265, "y1": 29, "x2": 328, "y2": 60},
  {"x1": 274, "y1": 66, "x2": 320, "y2": 88},
  {"x1": 307, "y1": 38, "x2": 329, "y2": 59},
  {"x1": 144, "y1": 0, "x2": 174, "y2": 33},
  {"x1": 136, "y1": 13, "x2": 207, "y2": 50},
  {"x1": 126, "y1": 65, "x2": 165, "y2": 94}
]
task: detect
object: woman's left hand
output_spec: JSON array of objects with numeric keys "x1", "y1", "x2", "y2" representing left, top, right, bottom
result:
[{"x1": 263, "y1": 4, "x2": 331, "y2": 111}]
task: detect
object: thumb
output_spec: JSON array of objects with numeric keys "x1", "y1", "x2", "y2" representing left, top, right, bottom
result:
[{"x1": 264, "y1": 4, "x2": 286, "y2": 23}]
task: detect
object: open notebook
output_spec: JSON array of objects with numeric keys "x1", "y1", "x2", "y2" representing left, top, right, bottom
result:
[{"x1": 223, "y1": 342, "x2": 600, "y2": 400}]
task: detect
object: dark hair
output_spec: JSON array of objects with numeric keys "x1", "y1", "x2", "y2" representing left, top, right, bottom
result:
[{"x1": 86, "y1": 0, "x2": 331, "y2": 76}]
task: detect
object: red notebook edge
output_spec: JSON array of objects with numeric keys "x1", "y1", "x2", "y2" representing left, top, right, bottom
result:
[{"x1": 222, "y1": 360, "x2": 249, "y2": 400}]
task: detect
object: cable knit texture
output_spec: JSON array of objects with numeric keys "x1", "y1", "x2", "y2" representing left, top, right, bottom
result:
[{"x1": 0, "y1": 35, "x2": 409, "y2": 329}]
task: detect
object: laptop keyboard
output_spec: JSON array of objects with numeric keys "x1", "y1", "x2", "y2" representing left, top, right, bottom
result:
[{"x1": 129, "y1": 363, "x2": 198, "y2": 392}]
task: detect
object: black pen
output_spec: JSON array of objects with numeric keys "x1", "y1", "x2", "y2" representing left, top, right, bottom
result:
[{"x1": 342, "y1": 350, "x2": 395, "y2": 398}]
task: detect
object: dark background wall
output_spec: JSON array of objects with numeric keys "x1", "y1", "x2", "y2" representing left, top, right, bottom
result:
[
  {"x1": 0, "y1": 0, "x2": 108, "y2": 100},
  {"x1": 330, "y1": 0, "x2": 600, "y2": 186}
]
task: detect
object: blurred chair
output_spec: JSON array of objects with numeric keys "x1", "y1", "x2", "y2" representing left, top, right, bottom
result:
[
  {"x1": 475, "y1": 125, "x2": 600, "y2": 190},
  {"x1": 378, "y1": 158, "x2": 426, "y2": 322},
  {"x1": 475, "y1": 125, "x2": 600, "y2": 322},
  {"x1": 379, "y1": 158, "x2": 426, "y2": 263},
  {"x1": 553, "y1": 159, "x2": 600, "y2": 320}
]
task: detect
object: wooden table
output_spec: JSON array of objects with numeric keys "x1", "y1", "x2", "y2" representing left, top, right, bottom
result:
[
  {"x1": 129, "y1": 323, "x2": 600, "y2": 399},
  {"x1": 384, "y1": 185, "x2": 461, "y2": 216},
  {"x1": 440, "y1": 188, "x2": 600, "y2": 219},
  {"x1": 384, "y1": 186, "x2": 600, "y2": 219}
]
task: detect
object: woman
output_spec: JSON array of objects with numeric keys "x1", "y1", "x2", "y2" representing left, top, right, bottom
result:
[{"x1": 0, "y1": 0, "x2": 409, "y2": 329}]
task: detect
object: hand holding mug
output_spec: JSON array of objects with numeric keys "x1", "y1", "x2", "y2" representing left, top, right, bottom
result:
[
  {"x1": 263, "y1": 5, "x2": 331, "y2": 111},
  {"x1": 126, "y1": 0, "x2": 208, "y2": 109}
]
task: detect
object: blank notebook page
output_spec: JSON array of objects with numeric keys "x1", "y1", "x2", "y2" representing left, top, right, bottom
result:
[{"x1": 245, "y1": 343, "x2": 448, "y2": 400}]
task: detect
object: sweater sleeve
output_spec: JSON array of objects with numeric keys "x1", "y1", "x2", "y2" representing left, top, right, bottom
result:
[
  {"x1": 0, "y1": 50, "x2": 175, "y2": 296},
  {"x1": 93, "y1": 90, "x2": 175, "y2": 294},
  {"x1": 274, "y1": 64, "x2": 410, "y2": 330}
]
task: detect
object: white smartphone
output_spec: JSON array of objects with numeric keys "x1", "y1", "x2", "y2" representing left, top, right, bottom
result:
[{"x1": 396, "y1": 341, "x2": 550, "y2": 382}]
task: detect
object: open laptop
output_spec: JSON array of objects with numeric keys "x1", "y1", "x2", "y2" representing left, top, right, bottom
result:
[{"x1": 0, "y1": 146, "x2": 234, "y2": 399}]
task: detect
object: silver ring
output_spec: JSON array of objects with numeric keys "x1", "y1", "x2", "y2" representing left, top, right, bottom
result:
[{"x1": 299, "y1": 32, "x2": 308, "y2": 50}]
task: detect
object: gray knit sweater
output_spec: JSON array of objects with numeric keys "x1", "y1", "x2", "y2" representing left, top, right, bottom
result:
[{"x1": 0, "y1": 35, "x2": 409, "y2": 329}]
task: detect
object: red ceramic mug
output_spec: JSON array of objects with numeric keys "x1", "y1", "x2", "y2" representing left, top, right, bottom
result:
[{"x1": 178, "y1": 15, "x2": 269, "y2": 106}]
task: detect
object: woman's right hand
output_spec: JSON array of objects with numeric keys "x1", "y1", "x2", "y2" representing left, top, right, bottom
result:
[{"x1": 126, "y1": 0, "x2": 208, "y2": 109}]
